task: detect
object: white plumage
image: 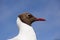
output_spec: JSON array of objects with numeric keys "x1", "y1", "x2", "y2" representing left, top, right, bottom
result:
[{"x1": 8, "y1": 17, "x2": 37, "y2": 40}]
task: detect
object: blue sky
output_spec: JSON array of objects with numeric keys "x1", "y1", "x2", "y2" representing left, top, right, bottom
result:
[{"x1": 0, "y1": 0, "x2": 60, "y2": 40}]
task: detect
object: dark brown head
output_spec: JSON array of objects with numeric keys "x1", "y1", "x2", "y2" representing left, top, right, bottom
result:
[{"x1": 18, "y1": 12, "x2": 46, "y2": 26}]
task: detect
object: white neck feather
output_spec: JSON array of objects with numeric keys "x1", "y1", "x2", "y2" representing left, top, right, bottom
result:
[{"x1": 8, "y1": 17, "x2": 37, "y2": 40}]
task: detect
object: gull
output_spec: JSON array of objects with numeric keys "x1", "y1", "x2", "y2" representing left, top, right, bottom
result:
[{"x1": 8, "y1": 12, "x2": 46, "y2": 40}]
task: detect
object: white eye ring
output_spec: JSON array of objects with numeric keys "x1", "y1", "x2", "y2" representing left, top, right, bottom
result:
[{"x1": 27, "y1": 14, "x2": 33, "y2": 18}]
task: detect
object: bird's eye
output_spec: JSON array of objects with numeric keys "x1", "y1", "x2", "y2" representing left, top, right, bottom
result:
[{"x1": 27, "y1": 14, "x2": 32, "y2": 18}]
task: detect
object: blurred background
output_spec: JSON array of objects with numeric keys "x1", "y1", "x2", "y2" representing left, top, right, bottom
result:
[{"x1": 0, "y1": 0, "x2": 60, "y2": 40}]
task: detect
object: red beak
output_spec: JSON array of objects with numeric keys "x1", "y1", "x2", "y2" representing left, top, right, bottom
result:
[{"x1": 35, "y1": 18, "x2": 46, "y2": 21}]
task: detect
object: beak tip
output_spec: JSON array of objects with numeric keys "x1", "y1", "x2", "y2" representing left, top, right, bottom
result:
[{"x1": 43, "y1": 19, "x2": 46, "y2": 21}]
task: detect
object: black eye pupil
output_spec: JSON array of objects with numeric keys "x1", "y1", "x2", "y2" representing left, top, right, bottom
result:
[{"x1": 28, "y1": 14, "x2": 32, "y2": 18}]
